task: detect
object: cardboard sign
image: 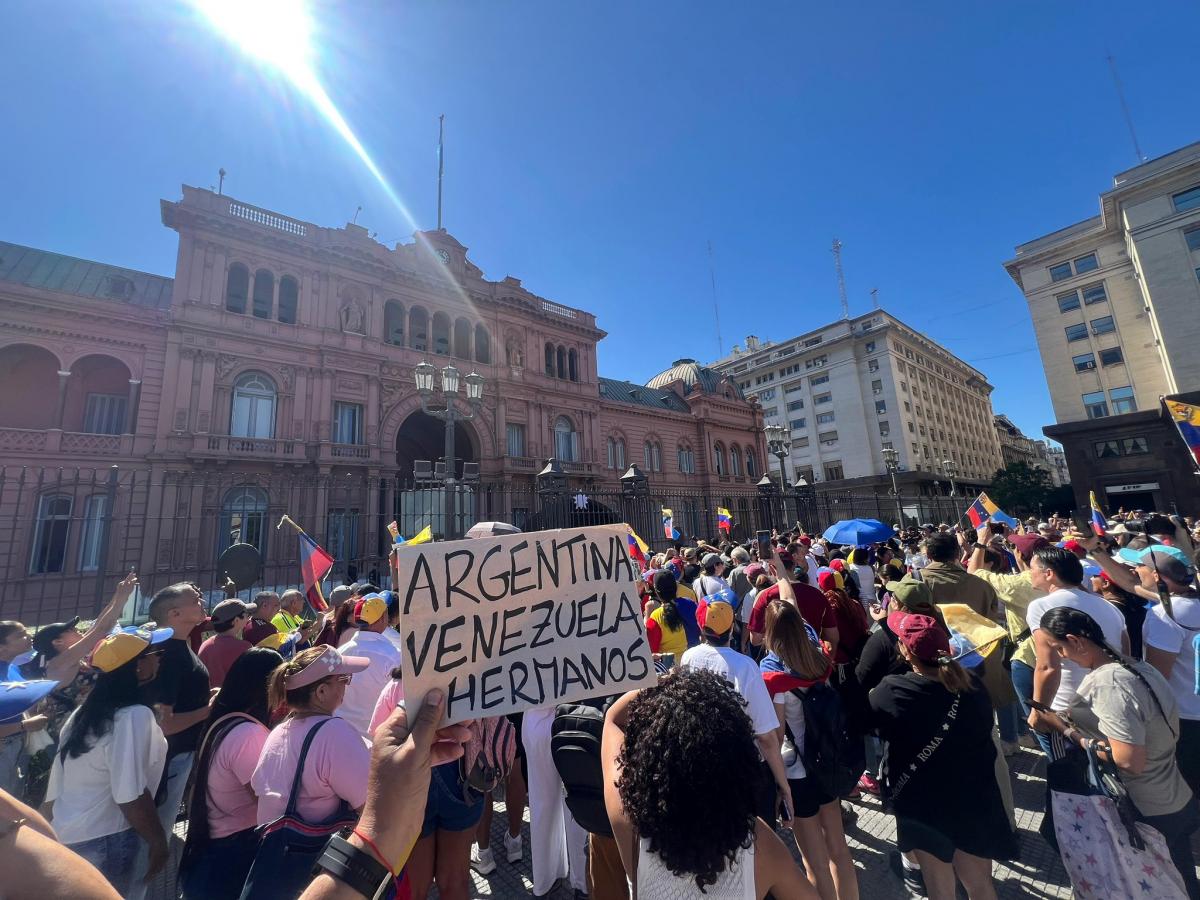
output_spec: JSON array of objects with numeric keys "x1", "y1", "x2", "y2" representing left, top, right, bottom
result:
[{"x1": 395, "y1": 523, "x2": 656, "y2": 723}]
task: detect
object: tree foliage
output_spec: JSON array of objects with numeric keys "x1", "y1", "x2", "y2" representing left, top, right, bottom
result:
[{"x1": 989, "y1": 461, "x2": 1054, "y2": 516}]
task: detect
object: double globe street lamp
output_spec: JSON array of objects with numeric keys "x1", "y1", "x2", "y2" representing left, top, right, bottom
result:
[
  {"x1": 764, "y1": 423, "x2": 792, "y2": 529},
  {"x1": 414, "y1": 362, "x2": 484, "y2": 539}
]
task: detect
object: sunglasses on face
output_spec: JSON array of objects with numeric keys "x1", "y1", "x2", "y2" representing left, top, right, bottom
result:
[{"x1": 331, "y1": 673, "x2": 353, "y2": 685}]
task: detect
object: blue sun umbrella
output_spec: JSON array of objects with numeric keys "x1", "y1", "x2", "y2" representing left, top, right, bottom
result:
[{"x1": 821, "y1": 518, "x2": 895, "y2": 546}]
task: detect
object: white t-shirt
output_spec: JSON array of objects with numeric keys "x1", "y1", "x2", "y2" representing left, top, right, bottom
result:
[
  {"x1": 1027, "y1": 586, "x2": 1127, "y2": 711},
  {"x1": 1143, "y1": 594, "x2": 1200, "y2": 721},
  {"x1": 774, "y1": 689, "x2": 807, "y2": 779},
  {"x1": 47, "y1": 704, "x2": 167, "y2": 845},
  {"x1": 336, "y1": 630, "x2": 403, "y2": 737},
  {"x1": 805, "y1": 554, "x2": 820, "y2": 582},
  {"x1": 680, "y1": 643, "x2": 776, "y2": 735},
  {"x1": 739, "y1": 588, "x2": 758, "y2": 625}
]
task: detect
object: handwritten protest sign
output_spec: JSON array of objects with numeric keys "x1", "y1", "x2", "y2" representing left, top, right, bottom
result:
[{"x1": 395, "y1": 523, "x2": 656, "y2": 723}]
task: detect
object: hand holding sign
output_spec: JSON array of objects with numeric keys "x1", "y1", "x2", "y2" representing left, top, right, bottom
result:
[{"x1": 396, "y1": 524, "x2": 657, "y2": 723}]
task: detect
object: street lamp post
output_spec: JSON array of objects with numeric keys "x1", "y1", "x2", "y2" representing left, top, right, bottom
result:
[
  {"x1": 414, "y1": 362, "x2": 484, "y2": 540},
  {"x1": 882, "y1": 446, "x2": 904, "y2": 528},
  {"x1": 764, "y1": 423, "x2": 792, "y2": 527},
  {"x1": 942, "y1": 459, "x2": 958, "y2": 497}
]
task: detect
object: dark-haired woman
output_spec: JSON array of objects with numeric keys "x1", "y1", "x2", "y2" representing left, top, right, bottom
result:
[
  {"x1": 645, "y1": 570, "x2": 698, "y2": 657},
  {"x1": 868, "y1": 612, "x2": 1015, "y2": 900},
  {"x1": 1037, "y1": 606, "x2": 1199, "y2": 898},
  {"x1": 180, "y1": 647, "x2": 282, "y2": 899},
  {"x1": 46, "y1": 627, "x2": 173, "y2": 895},
  {"x1": 763, "y1": 602, "x2": 857, "y2": 900},
  {"x1": 602, "y1": 668, "x2": 815, "y2": 898}
]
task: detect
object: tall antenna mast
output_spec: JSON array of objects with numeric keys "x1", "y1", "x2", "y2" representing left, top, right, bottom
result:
[
  {"x1": 870, "y1": 287, "x2": 879, "y2": 309},
  {"x1": 832, "y1": 238, "x2": 849, "y2": 319},
  {"x1": 707, "y1": 241, "x2": 724, "y2": 357},
  {"x1": 436, "y1": 114, "x2": 445, "y2": 230},
  {"x1": 1107, "y1": 53, "x2": 1146, "y2": 163}
]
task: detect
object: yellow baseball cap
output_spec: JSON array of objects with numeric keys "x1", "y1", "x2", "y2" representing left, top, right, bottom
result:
[
  {"x1": 89, "y1": 626, "x2": 173, "y2": 673},
  {"x1": 354, "y1": 594, "x2": 388, "y2": 626}
]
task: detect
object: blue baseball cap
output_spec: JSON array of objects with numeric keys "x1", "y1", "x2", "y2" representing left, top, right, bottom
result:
[
  {"x1": 0, "y1": 679, "x2": 57, "y2": 725},
  {"x1": 1116, "y1": 544, "x2": 1193, "y2": 571}
]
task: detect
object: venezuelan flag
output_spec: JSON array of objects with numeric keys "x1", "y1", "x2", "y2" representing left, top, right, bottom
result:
[
  {"x1": 662, "y1": 508, "x2": 680, "y2": 541},
  {"x1": 296, "y1": 529, "x2": 334, "y2": 612},
  {"x1": 394, "y1": 524, "x2": 433, "y2": 546},
  {"x1": 979, "y1": 493, "x2": 1019, "y2": 529},
  {"x1": 965, "y1": 496, "x2": 989, "y2": 528},
  {"x1": 1165, "y1": 397, "x2": 1200, "y2": 467},
  {"x1": 626, "y1": 527, "x2": 649, "y2": 570},
  {"x1": 1089, "y1": 491, "x2": 1107, "y2": 536},
  {"x1": 717, "y1": 507, "x2": 732, "y2": 533}
]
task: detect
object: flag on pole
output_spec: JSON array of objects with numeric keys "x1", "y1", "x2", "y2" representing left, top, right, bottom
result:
[
  {"x1": 662, "y1": 507, "x2": 680, "y2": 541},
  {"x1": 717, "y1": 507, "x2": 732, "y2": 533},
  {"x1": 1089, "y1": 491, "x2": 1107, "y2": 536},
  {"x1": 387, "y1": 521, "x2": 400, "y2": 542},
  {"x1": 296, "y1": 529, "x2": 334, "y2": 612},
  {"x1": 965, "y1": 492, "x2": 1018, "y2": 529},
  {"x1": 399, "y1": 525, "x2": 433, "y2": 546},
  {"x1": 1165, "y1": 396, "x2": 1200, "y2": 468},
  {"x1": 626, "y1": 528, "x2": 649, "y2": 570}
]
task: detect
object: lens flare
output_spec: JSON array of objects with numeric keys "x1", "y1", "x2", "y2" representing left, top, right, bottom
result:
[{"x1": 192, "y1": 0, "x2": 419, "y2": 235}]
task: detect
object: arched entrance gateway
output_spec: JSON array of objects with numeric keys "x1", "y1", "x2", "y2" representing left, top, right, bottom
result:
[{"x1": 391, "y1": 410, "x2": 481, "y2": 541}]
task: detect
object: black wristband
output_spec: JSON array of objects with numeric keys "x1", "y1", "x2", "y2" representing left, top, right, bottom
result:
[{"x1": 313, "y1": 832, "x2": 390, "y2": 898}]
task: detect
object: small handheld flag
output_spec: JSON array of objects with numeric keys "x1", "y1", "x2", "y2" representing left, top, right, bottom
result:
[
  {"x1": 662, "y1": 507, "x2": 680, "y2": 541},
  {"x1": 716, "y1": 507, "x2": 732, "y2": 533},
  {"x1": 965, "y1": 493, "x2": 1018, "y2": 530},
  {"x1": 1089, "y1": 491, "x2": 1107, "y2": 536},
  {"x1": 1165, "y1": 397, "x2": 1200, "y2": 469},
  {"x1": 626, "y1": 527, "x2": 649, "y2": 570},
  {"x1": 966, "y1": 496, "x2": 989, "y2": 529},
  {"x1": 395, "y1": 524, "x2": 433, "y2": 546},
  {"x1": 387, "y1": 521, "x2": 400, "y2": 542}
]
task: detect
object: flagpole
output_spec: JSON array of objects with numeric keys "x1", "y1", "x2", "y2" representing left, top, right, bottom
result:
[{"x1": 277, "y1": 514, "x2": 304, "y2": 534}]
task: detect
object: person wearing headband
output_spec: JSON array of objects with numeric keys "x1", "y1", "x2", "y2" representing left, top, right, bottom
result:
[{"x1": 868, "y1": 612, "x2": 1016, "y2": 900}]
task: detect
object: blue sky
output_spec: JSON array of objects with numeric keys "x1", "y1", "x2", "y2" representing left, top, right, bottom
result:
[{"x1": 2, "y1": 0, "x2": 1198, "y2": 442}]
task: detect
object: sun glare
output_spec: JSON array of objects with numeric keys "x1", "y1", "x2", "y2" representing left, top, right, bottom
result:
[{"x1": 190, "y1": 0, "x2": 422, "y2": 241}]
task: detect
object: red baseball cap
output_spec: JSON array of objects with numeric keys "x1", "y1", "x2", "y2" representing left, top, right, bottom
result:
[
  {"x1": 797, "y1": 536, "x2": 812, "y2": 547},
  {"x1": 1010, "y1": 534, "x2": 1049, "y2": 558},
  {"x1": 887, "y1": 611, "x2": 951, "y2": 664}
]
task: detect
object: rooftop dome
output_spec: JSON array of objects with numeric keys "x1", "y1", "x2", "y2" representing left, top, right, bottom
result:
[{"x1": 646, "y1": 358, "x2": 744, "y2": 399}]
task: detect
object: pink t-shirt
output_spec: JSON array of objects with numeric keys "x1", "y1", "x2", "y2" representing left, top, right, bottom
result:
[
  {"x1": 368, "y1": 679, "x2": 405, "y2": 737},
  {"x1": 251, "y1": 715, "x2": 370, "y2": 825},
  {"x1": 206, "y1": 720, "x2": 269, "y2": 839}
]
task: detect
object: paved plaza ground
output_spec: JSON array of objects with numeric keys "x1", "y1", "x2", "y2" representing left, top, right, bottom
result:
[{"x1": 149, "y1": 741, "x2": 1075, "y2": 899}]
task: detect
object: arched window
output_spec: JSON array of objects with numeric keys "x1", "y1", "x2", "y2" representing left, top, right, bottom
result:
[
  {"x1": 554, "y1": 416, "x2": 578, "y2": 461},
  {"x1": 384, "y1": 300, "x2": 405, "y2": 346},
  {"x1": 556, "y1": 346, "x2": 566, "y2": 380},
  {"x1": 252, "y1": 269, "x2": 274, "y2": 319},
  {"x1": 568, "y1": 348, "x2": 579, "y2": 382},
  {"x1": 475, "y1": 325, "x2": 491, "y2": 364},
  {"x1": 230, "y1": 371, "x2": 276, "y2": 439},
  {"x1": 544, "y1": 343, "x2": 555, "y2": 376},
  {"x1": 644, "y1": 441, "x2": 654, "y2": 470},
  {"x1": 453, "y1": 318, "x2": 471, "y2": 358},
  {"x1": 713, "y1": 443, "x2": 726, "y2": 476},
  {"x1": 220, "y1": 486, "x2": 268, "y2": 555},
  {"x1": 615, "y1": 438, "x2": 626, "y2": 471},
  {"x1": 432, "y1": 313, "x2": 450, "y2": 355},
  {"x1": 730, "y1": 445, "x2": 743, "y2": 476},
  {"x1": 677, "y1": 445, "x2": 695, "y2": 474},
  {"x1": 225, "y1": 263, "x2": 249, "y2": 314},
  {"x1": 409, "y1": 307, "x2": 428, "y2": 352},
  {"x1": 30, "y1": 493, "x2": 72, "y2": 574},
  {"x1": 277, "y1": 276, "x2": 299, "y2": 324},
  {"x1": 745, "y1": 450, "x2": 757, "y2": 478},
  {"x1": 607, "y1": 437, "x2": 616, "y2": 470}
]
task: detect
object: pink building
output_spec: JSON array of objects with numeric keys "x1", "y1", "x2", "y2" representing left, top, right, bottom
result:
[{"x1": 0, "y1": 187, "x2": 765, "y2": 622}]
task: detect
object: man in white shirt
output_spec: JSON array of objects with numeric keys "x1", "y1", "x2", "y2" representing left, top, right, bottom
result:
[
  {"x1": 681, "y1": 596, "x2": 792, "y2": 820},
  {"x1": 1025, "y1": 546, "x2": 1127, "y2": 746},
  {"x1": 337, "y1": 594, "x2": 402, "y2": 737}
]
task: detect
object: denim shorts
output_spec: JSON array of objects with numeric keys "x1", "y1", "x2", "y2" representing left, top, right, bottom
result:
[
  {"x1": 421, "y1": 761, "x2": 484, "y2": 837},
  {"x1": 69, "y1": 828, "x2": 140, "y2": 896}
]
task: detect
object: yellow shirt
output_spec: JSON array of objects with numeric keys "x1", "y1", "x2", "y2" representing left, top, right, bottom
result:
[
  {"x1": 972, "y1": 569, "x2": 1045, "y2": 669},
  {"x1": 271, "y1": 610, "x2": 303, "y2": 633},
  {"x1": 649, "y1": 606, "x2": 688, "y2": 657}
]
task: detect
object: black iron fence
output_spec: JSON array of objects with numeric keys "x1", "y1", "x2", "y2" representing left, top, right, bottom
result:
[{"x1": 0, "y1": 464, "x2": 971, "y2": 625}]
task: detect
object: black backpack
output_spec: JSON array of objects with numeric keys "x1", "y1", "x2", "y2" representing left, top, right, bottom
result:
[
  {"x1": 792, "y1": 683, "x2": 857, "y2": 799},
  {"x1": 551, "y1": 696, "x2": 617, "y2": 837}
]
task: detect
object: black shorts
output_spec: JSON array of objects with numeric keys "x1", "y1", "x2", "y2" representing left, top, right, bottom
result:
[{"x1": 789, "y1": 776, "x2": 835, "y2": 819}]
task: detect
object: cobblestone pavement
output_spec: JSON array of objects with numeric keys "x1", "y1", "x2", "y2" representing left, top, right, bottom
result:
[{"x1": 149, "y1": 742, "x2": 1075, "y2": 899}]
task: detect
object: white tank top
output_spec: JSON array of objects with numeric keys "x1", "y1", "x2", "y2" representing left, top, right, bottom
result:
[{"x1": 634, "y1": 836, "x2": 756, "y2": 899}]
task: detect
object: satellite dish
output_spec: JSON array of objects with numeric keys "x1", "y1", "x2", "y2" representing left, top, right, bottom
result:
[{"x1": 216, "y1": 542, "x2": 262, "y2": 593}]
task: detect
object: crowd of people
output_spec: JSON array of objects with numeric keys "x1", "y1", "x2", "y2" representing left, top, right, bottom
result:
[{"x1": 2, "y1": 507, "x2": 1200, "y2": 899}]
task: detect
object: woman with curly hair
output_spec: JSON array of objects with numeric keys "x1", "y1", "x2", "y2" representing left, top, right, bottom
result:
[{"x1": 601, "y1": 668, "x2": 814, "y2": 898}]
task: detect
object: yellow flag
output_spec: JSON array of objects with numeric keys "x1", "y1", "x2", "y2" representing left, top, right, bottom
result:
[
  {"x1": 406, "y1": 524, "x2": 433, "y2": 546},
  {"x1": 628, "y1": 527, "x2": 650, "y2": 555}
]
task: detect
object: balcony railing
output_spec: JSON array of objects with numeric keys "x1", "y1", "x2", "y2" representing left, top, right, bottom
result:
[
  {"x1": 0, "y1": 428, "x2": 138, "y2": 456},
  {"x1": 191, "y1": 434, "x2": 301, "y2": 460}
]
